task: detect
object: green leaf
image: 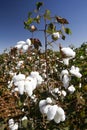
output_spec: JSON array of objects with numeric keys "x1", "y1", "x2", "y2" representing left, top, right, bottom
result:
[
  {"x1": 62, "y1": 35, "x2": 66, "y2": 40},
  {"x1": 46, "y1": 23, "x2": 56, "y2": 34},
  {"x1": 64, "y1": 28, "x2": 72, "y2": 35},
  {"x1": 28, "y1": 12, "x2": 32, "y2": 18},
  {"x1": 44, "y1": 9, "x2": 51, "y2": 20},
  {"x1": 36, "y1": 2, "x2": 43, "y2": 11},
  {"x1": 27, "y1": 17, "x2": 33, "y2": 25}
]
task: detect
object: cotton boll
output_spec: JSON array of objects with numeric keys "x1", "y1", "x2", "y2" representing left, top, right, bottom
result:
[
  {"x1": 26, "y1": 76, "x2": 37, "y2": 90},
  {"x1": 24, "y1": 80, "x2": 33, "y2": 97},
  {"x1": 61, "y1": 47, "x2": 76, "y2": 58},
  {"x1": 17, "y1": 41, "x2": 26, "y2": 45},
  {"x1": 62, "y1": 74, "x2": 70, "y2": 89},
  {"x1": 8, "y1": 119, "x2": 14, "y2": 128},
  {"x1": 60, "y1": 69, "x2": 69, "y2": 80},
  {"x1": 61, "y1": 90, "x2": 67, "y2": 97},
  {"x1": 39, "y1": 100, "x2": 47, "y2": 108},
  {"x1": 13, "y1": 73, "x2": 25, "y2": 83},
  {"x1": 70, "y1": 66, "x2": 82, "y2": 78},
  {"x1": 54, "y1": 106, "x2": 65, "y2": 123},
  {"x1": 52, "y1": 32, "x2": 60, "y2": 41},
  {"x1": 47, "y1": 105, "x2": 58, "y2": 121},
  {"x1": 63, "y1": 58, "x2": 70, "y2": 65},
  {"x1": 15, "y1": 44, "x2": 23, "y2": 50},
  {"x1": 17, "y1": 81, "x2": 25, "y2": 95},
  {"x1": 26, "y1": 39, "x2": 31, "y2": 46},
  {"x1": 52, "y1": 88, "x2": 59, "y2": 93},
  {"x1": 22, "y1": 44, "x2": 29, "y2": 52},
  {"x1": 11, "y1": 123, "x2": 18, "y2": 130},
  {"x1": 16, "y1": 60, "x2": 24, "y2": 69},
  {"x1": 68, "y1": 85, "x2": 75, "y2": 93},
  {"x1": 30, "y1": 71, "x2": 43, "y2": 85},
  {"x1": 40, "y1": 104, "x2": 51, "y2": 114},
  {"x1": 46, "y1": 97, "x2": 52, "y2": 104}
]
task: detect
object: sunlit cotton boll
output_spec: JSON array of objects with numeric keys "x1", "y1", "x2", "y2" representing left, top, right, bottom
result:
[
  {"x1": 70, "y1": 66, "x2": 82, "y2": 78},
  {"x1": 22, "y1": 44, "x2": 29, "y2": 52},
  {"x1": 61, "y1": 47, "x2": 76, "y2": 58},
  {"x1": 15, "y1": 41, "x2": 26, "y2": 49},
  {"x1": 54, "y1": 106, "x2": 65, "y2": 123},
  {"x1": 68, "y1": 85, "x2": 75, "y2": 93},
  {"x1": 26, "y1": 38, "x2": 31, "y2": 46}
]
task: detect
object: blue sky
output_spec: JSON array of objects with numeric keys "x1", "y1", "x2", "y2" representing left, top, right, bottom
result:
[{"x1": 0, "y1": 0, "x2": 87, "y2": 53}]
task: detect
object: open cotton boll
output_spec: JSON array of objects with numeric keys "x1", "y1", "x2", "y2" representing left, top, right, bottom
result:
[
  {"x1": 26, "y1": 39, "x2": 31, "y2": 46},
  {"x1": 68, "y1": 85, "x2": 75, "y2": 93},
  {"x1": 15, "y1": 44, "x2": 23, "y2": 50},
  {"x1": 61, "y1": 47, "x2": 76, "y2": 58},
  {"x1": 30, "y1": 71, "x2": 43, "y2": 85},
  {"x1": 24, "y1": 80, "x2": 33, "y2": 97},
  {"x1": 26, "y1": 76, "x2": 37, "y2": 90},
  {"x1": 16, "y1": 60, "x2": 24, "y2": 69},
  {"x1": 17, "y1": 81, "x2": 25, "y2": 95},
  {"x1": 22, "y1": 44, "x2": 29, "y2": 52},
  {"x1": 36, "y1": 75, "x2": 44, "y2": 85},
  {"x1": 47, "y1": 105, "x2": 58, "y2": 121},
  {"x1": 39, "y1": 99, "x2": 47, "y2": 108},
  {"x1": 63, "y1": 58, "x2": 70, "y2": 65},
  {"x1": 30, "y1": 71, "x2": 39, "y2": 78},
  {"x1": 46, "y1": 97, "x2": 52, "y2": 104},
  {"x1": 8, "y1": 118, "x2": 14, "y2": 127},
  {"x1": 17, "y1": 41, "x2": 26, "y2": 45},
  {"x1": 40, "y1": 104, "x2": 51, "y2": 114},
  {"x1": 60, "y1": 69, "x2": 69, "y2": 80},
  {"x1": 62, "y1": 74, "x2": 70, "y2": 89},
  {"x1": 13, "y1": 73, "x2": 25, "y2": 83},
  {"x1": 70, "y1": 66, "x2": 82, "y2": 78},
  {"x1": 52, "y1": 32, "x2": 60, "y2": 40},
  {"x1": 54, "y1": 106, "x2": 65, "y2": 123}
]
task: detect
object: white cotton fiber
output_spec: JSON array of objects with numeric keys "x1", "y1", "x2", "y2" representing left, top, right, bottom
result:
[
  {"x1": 17, "y1": 81, "x2": 25, "y2": 95},
  {"x1": 47, "y1": 105, "x2": 58, "y2": 121}
]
